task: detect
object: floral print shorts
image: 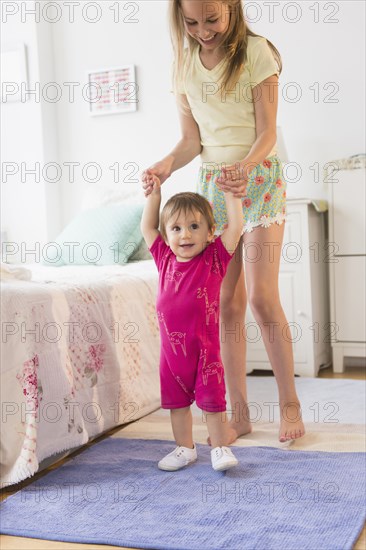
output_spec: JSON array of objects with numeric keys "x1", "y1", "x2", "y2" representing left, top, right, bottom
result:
[{"x1": 197, "y1": 154, "x2": 287, "y2": 234}]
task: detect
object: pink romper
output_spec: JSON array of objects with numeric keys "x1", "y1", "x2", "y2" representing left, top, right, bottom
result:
[{"x1": 149, "y1": 233, "x2": 234, "y2": 413}]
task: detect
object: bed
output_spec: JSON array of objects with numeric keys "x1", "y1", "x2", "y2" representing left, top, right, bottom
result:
[{"x1": 1, "y1": 258, "x2": 161, "y2": 486}]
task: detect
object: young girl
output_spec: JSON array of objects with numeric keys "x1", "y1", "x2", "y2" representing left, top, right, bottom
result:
[
  {"x1": 142, "y1": 0, "x2": 305, "y2": 444},
  {"x1": 140, "y1": 174, "x2": 243, "y2": 471}
]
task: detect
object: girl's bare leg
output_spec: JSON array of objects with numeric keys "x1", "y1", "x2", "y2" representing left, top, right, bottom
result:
[
  {"x1": 243, "y1": 222, "x2": 305, "y2": 441},
  {"x1": 170, "y1": 407, "x2": 194, "y2": 448},
  {"x1": 219, "y1": 235, "x2": 252, "y2": 442}
]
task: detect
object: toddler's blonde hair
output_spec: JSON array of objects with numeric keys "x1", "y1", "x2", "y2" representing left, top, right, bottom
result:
[{"x1": 160, "y1": 192, "x2": 215, "y2": 241}]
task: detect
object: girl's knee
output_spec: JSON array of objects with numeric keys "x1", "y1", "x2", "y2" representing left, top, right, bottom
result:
[
  {"x1": 248, "y1": 289, "x2": 281, "y2": 318},
  {"x1": 220, "y1": 292, "x2": 247, "y2": 319}
]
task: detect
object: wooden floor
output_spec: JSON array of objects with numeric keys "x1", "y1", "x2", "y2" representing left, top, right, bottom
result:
[{"x1": 1, "y1": 365, "x2": 365, "y2": 550}]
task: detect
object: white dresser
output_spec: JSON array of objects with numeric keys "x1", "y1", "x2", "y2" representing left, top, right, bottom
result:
[
  {"x1": 245, "y1": 199, "x2": 331, "y2": 377},
  {"x1": 327, "y1": 164, "x2": 366, "y2": 372}
]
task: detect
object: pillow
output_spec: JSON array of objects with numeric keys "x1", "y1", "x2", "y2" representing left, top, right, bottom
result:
[
  {"x1": 129, "y1": 238, "x2": 153, "y2": 261},
  {"x1": 42, "y1": 203, "x2": 144, "y2": 266},
  {"x1": 81, "y1": 182, "x2": 144, "y2": 211}
]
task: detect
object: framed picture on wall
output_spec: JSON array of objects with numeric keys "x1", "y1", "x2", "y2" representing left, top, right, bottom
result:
[{"x1": 86, "y1": 64, "x2": 137, "y2": 116}]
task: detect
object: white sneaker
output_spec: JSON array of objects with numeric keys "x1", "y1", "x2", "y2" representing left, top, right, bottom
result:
[
  {"x1": 158, "y1": 445, "x2": 197, "y2": 471},
  {"x1": 211, "y1": 446, "x2": 238, "y2": 471}
]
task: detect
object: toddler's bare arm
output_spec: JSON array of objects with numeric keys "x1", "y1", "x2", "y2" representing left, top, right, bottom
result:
[{"x1": 140, "y1": 175, "x2": 161, "y2": 248}]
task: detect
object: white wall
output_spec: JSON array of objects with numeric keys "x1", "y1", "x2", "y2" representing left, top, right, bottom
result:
[
  {"x1": 252, "y1": 1, "x2": 365, "y2": 189},
  {"x1": 1, "y1": 0, "x2": 60, "y2": 263},
  {"x1": 1, "y1": 1, "x2": 365, "y2": 261},
  {"x1": 50, "y1": 0, "x2": 189, "y2": 225}
]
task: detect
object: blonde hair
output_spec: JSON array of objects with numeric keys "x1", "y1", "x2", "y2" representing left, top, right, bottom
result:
[
  {"x1": 169, "y1": 0, "x2": 282, "y2": 109},
  {"x1": 160, "y1": 192, "x2": 215, "y2": 241}
]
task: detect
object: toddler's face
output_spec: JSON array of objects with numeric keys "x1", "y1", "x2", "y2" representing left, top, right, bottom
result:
[
  {"x1": 165, "y1": 209, "x2": 215, "y2": 262},
  {"x1": 181, "y1": 0, "x2": 230, "y2": 51}
]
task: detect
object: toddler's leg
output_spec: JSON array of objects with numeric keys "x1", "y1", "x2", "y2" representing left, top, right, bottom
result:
[
  {"x1": 170, "y1": 406, "x2": 194, "y2": 449},
  {"x1": 205, "y1": 411, "x2": 239, "y2": 471},
  {"x1": 205, "y1": 410, "x2": 229, "y2": 448},
  {"x1": 158, "y1": 407, "x2": 197, "y2": 471}
]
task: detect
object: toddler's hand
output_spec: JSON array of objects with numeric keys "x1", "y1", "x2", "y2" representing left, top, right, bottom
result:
[
  {"x1": 216, "y1": 163, "x2": 250, "y2": 198},
  {"x1": 141, "y1": 169, "x2": 161, "y2": 197}
]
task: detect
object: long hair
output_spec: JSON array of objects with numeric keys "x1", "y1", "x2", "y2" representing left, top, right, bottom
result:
[{"x1": 169, "y1": 0, "x2": 282, "y2": 108}]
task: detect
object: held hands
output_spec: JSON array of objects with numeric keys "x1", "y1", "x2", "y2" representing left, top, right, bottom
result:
[
  {"x1": 141, "y1": 169, "x2": 161, "y2": 197},
  {"x1": 216, "y1": 162, "x2": 254, "y2": 198},
  {"x1": 141, "y1": 159, "x2": 172, "y2": 197}
]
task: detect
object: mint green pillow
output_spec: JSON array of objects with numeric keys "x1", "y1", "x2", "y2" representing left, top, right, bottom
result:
[{"x1": 42, "y1": 204, "x2": 144, "y2": 266}]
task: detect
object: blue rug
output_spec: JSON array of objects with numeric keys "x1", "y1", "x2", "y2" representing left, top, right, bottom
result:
[{"x1": 1, "y1": 438, "x2": 365, "y2": 550}]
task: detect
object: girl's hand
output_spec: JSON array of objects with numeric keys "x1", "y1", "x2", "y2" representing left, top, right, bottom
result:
[
  {"x1": 216, "y1": 162, "x2": 255, "y2": 198},
  {"x1": 141, "y1": 159, "x2": 172, "y2": 196},
  {"x1": 141, "y1": 170, "x2": 161, "y2": 197}
]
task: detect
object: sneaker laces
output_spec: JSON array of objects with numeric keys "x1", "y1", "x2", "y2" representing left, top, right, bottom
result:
[
  {"x1": 175, "y1": 446, "x2": 193, "y2": 458},
  {"x1": 214, "y1": 448, "x2": 223, "y2": 459}
]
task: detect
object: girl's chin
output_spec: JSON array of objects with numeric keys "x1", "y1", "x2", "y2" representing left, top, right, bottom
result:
[{"x1": 198, "y1": 35, "x2": 218, "y2": 47}]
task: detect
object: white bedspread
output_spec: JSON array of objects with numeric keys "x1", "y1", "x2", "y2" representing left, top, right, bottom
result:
[{"x1": 1, "y1": 260, "x2": 161, "y2": 486}]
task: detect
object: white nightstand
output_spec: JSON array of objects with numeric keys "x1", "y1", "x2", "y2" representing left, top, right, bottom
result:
[
  {"x1": 245, "y1": 199, "x2": 331, "y2": 377},
  {"x1": 327, "y1": 164, "x2": 366, "y2": 372}
]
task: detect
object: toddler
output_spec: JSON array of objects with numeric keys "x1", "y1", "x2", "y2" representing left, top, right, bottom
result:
[{"x1": 140, "y1": 173, "x2": 243, "y2": 471}]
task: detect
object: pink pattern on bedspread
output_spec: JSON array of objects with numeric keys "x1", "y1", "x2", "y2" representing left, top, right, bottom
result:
[
  {"x1": 1, "y1": 263, "x2": 161, "y2": 486},
  {"x1": 86, "y1": 344, "x2": 106, "y2": 374},
  {"x1": 17, "y1": 355, "x2": 42, "y2": 412}
]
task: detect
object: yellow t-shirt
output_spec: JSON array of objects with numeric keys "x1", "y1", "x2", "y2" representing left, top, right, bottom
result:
[{"x1": 172, "y1": 36, "x2": 280, "y2": 165}]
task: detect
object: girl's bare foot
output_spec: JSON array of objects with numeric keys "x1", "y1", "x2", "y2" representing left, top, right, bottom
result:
[
  {"x1": 207, "y1": 418, "x2": 252, "y2": 446},
  {"x1": 228, "y1": 418, "x2": 252, "y2": 443},
  {"x1": 279, "y1": 401, "x2": 305, "y2": 442}
]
